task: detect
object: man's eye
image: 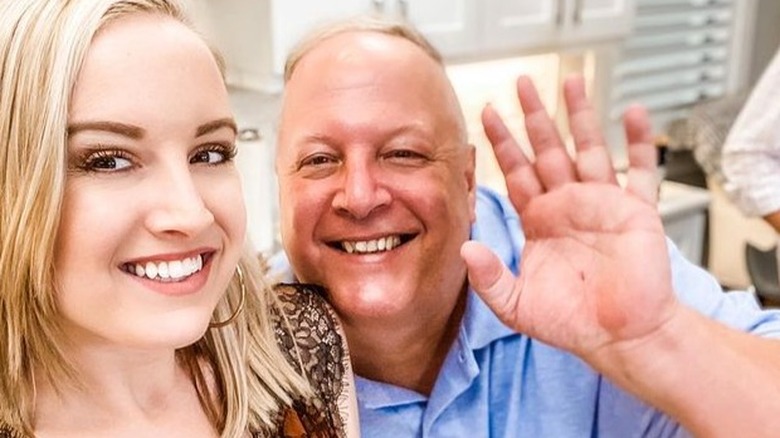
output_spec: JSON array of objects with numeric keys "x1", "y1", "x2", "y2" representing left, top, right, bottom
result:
[
  {"x1": 385, "y1": 149, "x2": 427, "y2": 163},
  {"x1": 82, "y1": 150, "x2": 133, "y2": 172},
  {"x1": 300, "y1": 154, "x2": 337, "y2": 168},
  {"x1": 389, "y1": 150, "x2": 417, "y2": 158}
]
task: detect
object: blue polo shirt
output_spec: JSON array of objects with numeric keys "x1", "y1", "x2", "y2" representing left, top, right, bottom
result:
[{"x1": 272, "y1": 186, "x2": 780, "y2": 437}]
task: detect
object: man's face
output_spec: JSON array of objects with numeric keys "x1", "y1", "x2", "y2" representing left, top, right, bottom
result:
[{"x1": 276, "y1": 32, "x2": 477, "y2": 325}]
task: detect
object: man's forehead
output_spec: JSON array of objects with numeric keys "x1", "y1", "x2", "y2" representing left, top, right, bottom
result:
[
  {"x1": 280, "y1": 30, "x2": 465, "y2": 144},
  {"x1": 294, "y1": 31, "x2": 434, "y2": 77}
]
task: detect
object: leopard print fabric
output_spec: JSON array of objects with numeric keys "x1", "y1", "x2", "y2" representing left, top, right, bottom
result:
[
  {"x1": 0, "y1": 284, "x2": 350, "y2": 438},
  {"x1": 0, "y1": 425, "x2": 20, "y2": 438},
  {"x1": 264, "y1": 283, "x2": 349, "y2": 438}
]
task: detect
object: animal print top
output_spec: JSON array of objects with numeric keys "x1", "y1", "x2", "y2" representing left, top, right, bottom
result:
[{"x1": 0, "y1": 283, "x2": 351, "y2": 438}]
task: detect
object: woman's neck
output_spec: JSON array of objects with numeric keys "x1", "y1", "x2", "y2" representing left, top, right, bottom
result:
[{"x1": 33, "y1": 344, "x2": 217, "y2": 438}]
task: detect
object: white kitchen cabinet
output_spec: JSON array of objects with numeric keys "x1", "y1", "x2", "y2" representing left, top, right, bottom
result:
[
  {"x1": 659, "y1": 180, "x2": 711, "y2": 267},
  {"x1": 562, "y1": 0, "x2": 636, "y2": 44},
  {"x1": 269, "y1": 0, "x2": 375, "y2": 77},
  {"x1": 269, "y1": 0, "x2": 480, "y2": 72},
  {"x1": 229, "y1": 89, "x2": 282, "y2": 254},
  {"x1": 357, "y1": 0, "x2": 633, "y2": 59},
  {"x1": 483, "y1": 0, "x2": 635, "y2": 54},
  {"x1": 234, "y1": 129, "x2": 276, "y2": 253},
  {"x1": 401, "y1": 0, "x2": 481, "y2": 57},
  {"x1": 482, "y1": 0, "x2": 562, "y2": 53},
  {"x1": 189, "y1": 0, "x2": 635, "y2": 91}
]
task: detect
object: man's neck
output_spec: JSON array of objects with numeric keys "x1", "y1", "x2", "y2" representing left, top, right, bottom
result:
[{"x1": 344, "y1": 290, "x2": 467, "y2": 395}]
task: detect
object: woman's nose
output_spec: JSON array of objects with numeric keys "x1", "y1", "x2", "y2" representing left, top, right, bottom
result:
[{"x1": 144, "y1": 164, "x2": 215, "y2": 238}]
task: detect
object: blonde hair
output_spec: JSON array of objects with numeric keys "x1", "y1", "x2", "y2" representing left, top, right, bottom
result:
[
  {"x1": 0, "y1": 0, "x2": 308, "y2": 435},
  {"x1": 284, "y1": 15, "x2": 444, "y2": 82}
]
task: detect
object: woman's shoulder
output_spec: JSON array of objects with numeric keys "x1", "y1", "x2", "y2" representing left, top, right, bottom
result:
[
  {"x1": 272, "y1": 283, "x2": 337, "y2": 327},
  {"x1": 270, "y1": 283, "x2": 347, "y2": 385},
  {"x1": 269, "y1": 283, "x2": 358, "y2": 437}
]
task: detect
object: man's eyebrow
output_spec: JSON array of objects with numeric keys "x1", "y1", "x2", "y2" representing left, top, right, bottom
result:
[
  {"x1": 196, "y1": 118, "x2": 237, "y2": 137},
  {"x1": 67, "y1": 121, "x2": 144, "y2": 139}
]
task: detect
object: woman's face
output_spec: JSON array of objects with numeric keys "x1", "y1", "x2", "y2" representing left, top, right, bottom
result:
[{"x1": 53, "y1": 13, "x2": 245, "y2": 351}]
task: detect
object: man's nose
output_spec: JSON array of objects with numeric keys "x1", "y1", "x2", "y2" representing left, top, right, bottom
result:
[
  {"x1": 144, "y1": 165, "x2": 215, "y2": 238},
  {"x1": 331, "y1": 160, "x2": 391, "y2": 220}
]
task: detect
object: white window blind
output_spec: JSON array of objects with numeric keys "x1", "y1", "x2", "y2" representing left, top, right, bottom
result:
[{"x1": 610, "y1": 0, "x2": 734, "y2": 124}]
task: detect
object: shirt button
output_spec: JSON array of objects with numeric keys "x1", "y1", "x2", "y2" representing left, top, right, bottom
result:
[{"x1": 458, "y1": 352, "x2": 466, "y2": 363}]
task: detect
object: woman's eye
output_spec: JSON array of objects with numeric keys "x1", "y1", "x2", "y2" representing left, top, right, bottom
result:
[
  {"x1": 191, "y1": 150, "x2": 223, "y2": 164},
  {"x1": 82, "y1": 150, "x2": 133, "y2": 172},
  {"x1": 191, "y1": 144, "x2": 236, "y2": 165}
]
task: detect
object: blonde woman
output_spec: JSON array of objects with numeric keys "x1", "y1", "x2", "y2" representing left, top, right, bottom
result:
[{"x1": 0, "y1": 0, "x2": 357, "y2": 436}]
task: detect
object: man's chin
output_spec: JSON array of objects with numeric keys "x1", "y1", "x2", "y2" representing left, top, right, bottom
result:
[{"x1": 326, "y1": 281, "x2": 414, "y2": 321}]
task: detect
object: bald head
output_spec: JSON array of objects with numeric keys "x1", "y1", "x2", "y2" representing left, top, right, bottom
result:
[
  {"x1": 278, "y1": 29, "x2": 467, "y2": 149},
  {"x1": 283, "y1": 17, "x2": 443, "y2": 81}
]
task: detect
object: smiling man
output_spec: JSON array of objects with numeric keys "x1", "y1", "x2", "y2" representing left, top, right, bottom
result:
[
  {"x1": 273, "y1": 17, "x2": 780, "y2": 438},
  {"x1": 276, "y1": 22, "x2": 475, "y2": 398}
]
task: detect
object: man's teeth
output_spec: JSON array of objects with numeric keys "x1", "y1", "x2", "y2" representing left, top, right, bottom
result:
[
  {"x1": 128, "y1": 255, "x2": 203, "y2": 282},
  {"x1": 342, "y1": 236, "x2": 402, "y2": 254}
]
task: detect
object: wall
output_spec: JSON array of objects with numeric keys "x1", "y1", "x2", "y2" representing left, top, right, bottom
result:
[
  {"x1": 748, "y1": 0, "x2": 780, "y2": 85},
  {"x1": 446, "y1": 53, "x2": 563, "y2": 194}
]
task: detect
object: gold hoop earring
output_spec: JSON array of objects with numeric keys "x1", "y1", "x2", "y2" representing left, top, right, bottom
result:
[{"x1": 209, "y1": 264, "x2": 247, "y2": 329}]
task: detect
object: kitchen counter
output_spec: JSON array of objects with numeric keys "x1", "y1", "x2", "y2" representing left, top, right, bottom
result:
[{"x1": 658, "y1": 180, "x2": 711, "y2": 267}]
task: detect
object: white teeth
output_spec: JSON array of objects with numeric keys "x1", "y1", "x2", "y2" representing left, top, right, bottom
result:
[
  {"x1": 157, "y1": 262, "x2": 170, "y2": 279},
  {"x1": 130, "y1": 255, "x2": 204, "y2": 282},
  {"x1": 168, "y1": 260, "x2": 184, "y2": 279},
  {"x1": 145, "y1": 262, "x2": 158, "y2": 279},
  {"x1": 341, "y1": 236, "x2": 403, "y2": 254}
]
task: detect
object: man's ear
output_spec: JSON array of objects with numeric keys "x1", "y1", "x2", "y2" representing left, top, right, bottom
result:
[{"x1": 465, "y1": 144, "x2": 477, "y2": 224}]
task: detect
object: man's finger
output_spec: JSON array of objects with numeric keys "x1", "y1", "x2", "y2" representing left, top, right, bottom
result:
[
  {"x1": 482, "y1": 104, "x2": 542, "y2": 209},
  {"x1": 623, "y1": 104, "x2": 658, "y2": 205},
  {"x1": 563, "y1": 75, "x2": 617, "y2": 184},
  {"x1": 517, "y1": 76, "x2": 576, "y2": 190}
]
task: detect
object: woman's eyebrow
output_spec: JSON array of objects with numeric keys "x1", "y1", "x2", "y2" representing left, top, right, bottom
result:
[
  {"x1": 196, "y1": 117, "x2": 237, "y2": 137},
  {"x1": 67, "y1": 121, "x2": 144, "y2": 139}
]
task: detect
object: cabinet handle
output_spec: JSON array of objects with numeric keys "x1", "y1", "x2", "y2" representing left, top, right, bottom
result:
[
  {"x1": 573, "y1": 0, "x2": 583, "y2": 24},
  {"x1": 556, "y1": 0, "x2": 565, "y2": 26},
  {"x1": 238, "y1": 128, "x2": 262, "y2": 142}
]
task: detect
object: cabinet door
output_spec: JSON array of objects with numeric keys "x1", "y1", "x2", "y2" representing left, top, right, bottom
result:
[
  {"x1": 401, "y1": 0, "x2": 480, "y2": 58},
  {"x1": 563, "y1": 0, "x2": 636, "y2": 44},
  {"x1": 270, "y1": 0, "x2": 374, "y2": 75},
  {"x1": 482, "y1": 0, "x2": 563, "y2": 53},
  {"x1": 234, "y1": 127, "x2": 277, "y2": 253}
]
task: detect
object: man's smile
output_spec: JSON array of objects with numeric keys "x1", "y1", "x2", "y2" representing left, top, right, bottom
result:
[{"x1": 327, "y1": 234, "x2": 416, "y2": 254}]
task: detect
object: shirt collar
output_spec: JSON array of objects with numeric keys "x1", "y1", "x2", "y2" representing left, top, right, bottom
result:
[
  {"x1": 462, "y1": 288, "x2": 516, "y2": 350},
  {"x1": 356, "y1": 288, "x2": 517, "y2": 409},
  {"x1": 356, "y1": 375, "x2": 427, "y2": 409}
]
